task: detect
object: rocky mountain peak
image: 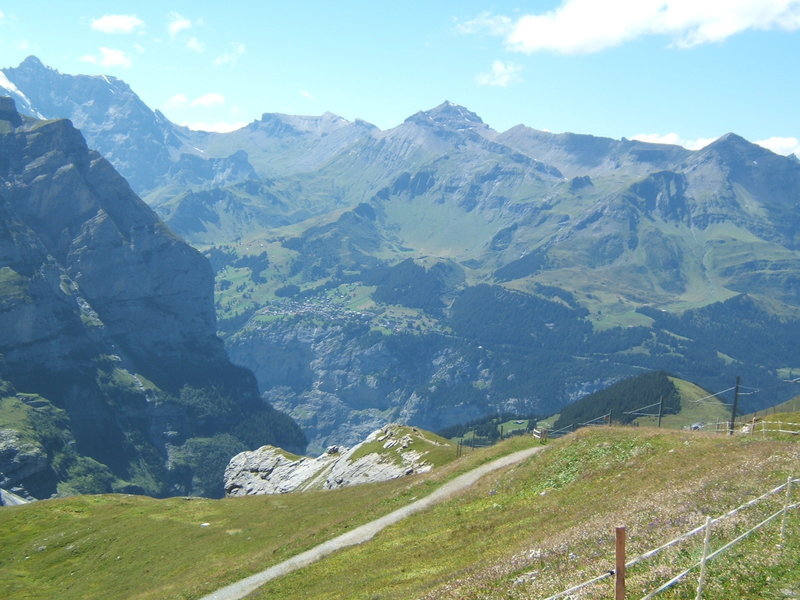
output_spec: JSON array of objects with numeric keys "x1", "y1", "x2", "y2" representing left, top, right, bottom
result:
[
  {"x1": 17, "y1": 55, "x2": 47, "y2": 71},
  {"x1": 693, "y1": 131, "x2": 791, "y2": 175},
  {"x1": 255, "y1": 111, "x2": 358, "y2": 136},
  {"x1": 406, "y1": 101, "x2": 485, "y2": 130},
  {"x1": 701, "y1": 132, "x2": 766, "y2": 158}
]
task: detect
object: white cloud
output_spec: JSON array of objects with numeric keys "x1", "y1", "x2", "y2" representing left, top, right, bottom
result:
[
  {"x1": 476, "y1": 60, "x2": 522, "y2": 87},
  {"x1": 80, "y1": 47, "x2": 132, "y2": 68},
  {"x1": 632, "y1": 132, "x2": 717, "y2": 150},
  {"x1": 755, "y1": 136, "x2": 800, "y2": 156},
  {"x1": 186, "y1": 36, "x2": 204, "y2": 52},
  {"x1": 165, "y1": 93, "x2": 188, "y2": 108},
  {"x1": 634, "y1": 132, "x2": 800, "y2": 156},
  {"x1": 0, "y1": 10, "x2": 5, "y2": 20},
  {"x1": 632, "y1": 132, "x2": 683, "y2": 145},
  {"x1": 462, "y1": 0, "x2": 800, "y2": 54},
  {"x1": 181, "y1": 120, "x2": 246, "y2": 133},
  {"x1": 168, "y1": 12, "x2": 192, "y2": 37},
  {"x1": 300, "y1": 90, "x2": 315, "y2": 100},
  {"x1": 190, "y1": 93, "x2": 225, "y2": 107},
  {"x1": 214, "y1": 43, "x2": 245, "y2": 66},
  {"x1": 90, "y1": 14, "x2": 144, "y2": 34},
  {"x1": 456, "y1": 12, "x2": 513, "y2": 36}
]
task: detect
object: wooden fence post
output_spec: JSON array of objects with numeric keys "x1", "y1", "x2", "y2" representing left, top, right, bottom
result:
[
  {"x1": 780, "y1": 476, "x2": 793, "y2": 544},
  {"x1": 615, "y1": 526, "x2": 626, "y2": 600},
  {"x1": 695, "y1": 516, "x2": 713, "y2": 600}
]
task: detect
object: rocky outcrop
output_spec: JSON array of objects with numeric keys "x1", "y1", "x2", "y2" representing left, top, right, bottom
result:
[
  {"x1": 0, "y1": 487, "x2": 31, "y2": 505},
  {"x1": 0, "y1": 429, "x2": 48, "y2": 492},
  {"x1": 224, "y1": 425, "x2": 447, "y2": 496}
]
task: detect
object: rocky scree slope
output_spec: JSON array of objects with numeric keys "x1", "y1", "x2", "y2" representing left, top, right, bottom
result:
[{"x1": 0, "y1": 98, "x2": 304, "y2": 499}]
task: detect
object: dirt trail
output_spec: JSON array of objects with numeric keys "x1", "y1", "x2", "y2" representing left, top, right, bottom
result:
[{"x1": 199, "y1": 445, "x2": 544, "y2": 600}]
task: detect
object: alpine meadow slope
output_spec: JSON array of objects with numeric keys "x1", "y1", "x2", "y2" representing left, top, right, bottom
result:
[{"x1": 3, "y1": 57, "x2": 800, "y2": 453}]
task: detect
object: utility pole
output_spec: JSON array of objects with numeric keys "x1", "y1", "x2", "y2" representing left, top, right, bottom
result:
[
  {"x1": 657, "y1": 395, "x2": 664, "y2": 428},
  {"x1": 729, "y1": 376, "x2": 740, "y2": 436}
]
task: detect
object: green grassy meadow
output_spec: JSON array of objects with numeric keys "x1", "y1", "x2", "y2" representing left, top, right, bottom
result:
[
  {"x1": 0, "y1": 436, "x2": 533, "y2": 600},
  {"x1": 1, "y1": 424, "x2": 797, "y2": 600},
  {"x1": 249, "y1": 425, "x2": 798, "y2": 600}
]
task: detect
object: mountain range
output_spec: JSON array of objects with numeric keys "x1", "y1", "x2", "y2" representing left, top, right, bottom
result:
[{"x1": 2, "y1": 56, "x2": 800, "y2": 456}]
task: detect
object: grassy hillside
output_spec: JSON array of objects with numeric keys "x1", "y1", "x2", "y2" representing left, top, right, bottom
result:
[
  {"x1": 633, "y1": 376, "x2": 731, "y2": 429},
  {"x1": 1, "y1": 425, "x2": 797, "y2": 599},
  {"x1": 252, "y1": 426, "x2": 799, "y2": 600},
  {"x1": 0, "y1": 436, "x2": 533, "y2": 600},
  {"x1": 553, "y1": 372, "x2": 732, "y2": 432},
  {"x1": 746, "y1": 395, "x2": 800, "y2": 420}
]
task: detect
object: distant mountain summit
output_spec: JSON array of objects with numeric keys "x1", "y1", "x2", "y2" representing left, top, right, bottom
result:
[
  {"x1": 405, "y1": 101, "x2": 487, "y2": 130},
  {"x1": 0, "y1": 56, "x2": 263, "y2": 196},
  {"x1": 0, "y1": 56, "x2": 185, "y2": 193}
]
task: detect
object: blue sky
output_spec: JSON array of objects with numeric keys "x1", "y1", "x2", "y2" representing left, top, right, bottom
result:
[{"x1": 1, "y1": 1, "x2": 798, "y2": 155}]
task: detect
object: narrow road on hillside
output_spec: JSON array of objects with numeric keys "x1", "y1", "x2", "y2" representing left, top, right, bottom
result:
[{"x1": 199, "y1": 445, "x2": 545, "y2": 600}]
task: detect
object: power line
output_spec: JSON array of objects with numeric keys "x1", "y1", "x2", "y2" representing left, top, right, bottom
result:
[{"x1": 689, "y1": 386, "x2": 736, "y2": 404}]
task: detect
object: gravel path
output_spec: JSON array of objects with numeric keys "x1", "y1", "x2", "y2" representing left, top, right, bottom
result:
[{"x1": 198, "y1": 445, "x2": 545, "y2": 600}]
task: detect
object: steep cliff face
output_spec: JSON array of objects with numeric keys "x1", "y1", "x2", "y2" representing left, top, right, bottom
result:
[
  {"x1": 0, "y1": 99, "x2": 304, "y2": 498},
  {"x1": 1, "y1": 108, "x2": 221, "y2": 380},
  {"x1": 226, "y1": 318, "x2": 538, "y2": 454}
]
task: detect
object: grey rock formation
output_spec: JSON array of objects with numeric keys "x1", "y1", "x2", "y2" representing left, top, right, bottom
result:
[
  {"x1": 224, "y1": 425, "x2": 443, "y2": 496},
  {"x1": 0, "y1": 487, "x2": 31, "y2": 506},
  {"x1": 0, "y1": 429, "x2": 48, "y2": 491},
  {"x1": 0, "y1": 98, "x2": 304, "y2": 498}
]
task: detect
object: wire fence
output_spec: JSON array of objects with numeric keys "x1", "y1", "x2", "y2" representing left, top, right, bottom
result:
[
  {"x1": 533, "y1": 417, "x2": 799, "y2": 439},
  {"x1": 542, "y1": 476, "x2": 798, "y2": 600},
  {"x1": 695, "y1": 420, "x2": 800, "y2": 436}
]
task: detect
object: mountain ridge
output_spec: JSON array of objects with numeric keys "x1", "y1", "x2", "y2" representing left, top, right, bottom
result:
[{"x1": 3, "y1": 57, "x2": 800, "y2": 453}]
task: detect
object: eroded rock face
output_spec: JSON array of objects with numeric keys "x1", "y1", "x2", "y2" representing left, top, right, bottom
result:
[
  {"x1": 0, "y1": 99, "x2": 304, "y2": 497},
  {"x1": 0, "y1": 430, "x2": 48, "y2": 490},
  {"x1": 0, "y1": 101, "x2": 223, "y2": 379},
  {"x1": 224, "y1": 425, "x2": 443, "y2": 496},
  {"x1": 228, "y1": 322, "x2": 494, "y2": 454}
]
